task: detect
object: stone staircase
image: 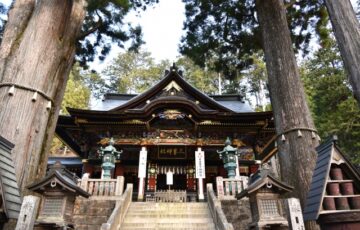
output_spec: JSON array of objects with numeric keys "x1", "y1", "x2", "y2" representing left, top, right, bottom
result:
[{"x1": 121, "y1": 202, "x2": 216, "y2": 230}]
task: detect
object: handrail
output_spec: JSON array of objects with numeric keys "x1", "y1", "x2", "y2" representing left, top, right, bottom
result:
[
  {"x1": 207, "y1": 183, "x2": 234, "y2": 230},
  {"x1": 100, "y1": 184, "x2": 133, "y2": 230}
]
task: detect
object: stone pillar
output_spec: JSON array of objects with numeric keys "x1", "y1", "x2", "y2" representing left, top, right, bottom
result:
[
  {"x1": 195, "y1": 147, "x2": 205, "y2": 200},
  {"x1": 216, "y1": 176, "x2": 225, "y2": 200},
  {"x1": 80, "y1": 173, "x2": 89, "y2": 192},
  {"x1": 15, "y1": 195, "x2": 40, "y2": 230},
  {"x1": 137, "y1": 146, "x2": 147, "y2": 201},
  {"x1": 286, "y1": 198, "x2": 305, "y2": 230}
]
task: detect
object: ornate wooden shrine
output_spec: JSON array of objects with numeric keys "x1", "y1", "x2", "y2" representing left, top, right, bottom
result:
[{"x1": 55, "y1": 65, "x2": 276, "y2": 200}]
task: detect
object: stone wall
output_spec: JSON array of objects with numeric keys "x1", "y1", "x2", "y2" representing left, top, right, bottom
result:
[
  {"x1": 73, "y1": 198, "x2": 116, "y2": 230},
  {"x1": 221, "y1": 199, "x2": 252, "y2": 230}
]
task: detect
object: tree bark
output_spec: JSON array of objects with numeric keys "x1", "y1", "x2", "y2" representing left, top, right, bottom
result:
[
  {"x1": 325, "y1": 0, "x2": 360, "y2": 107},
  {"x1": 0, "y1": 0, "x2": 86, "y2": 194},
  {"x1": 255, "y1": 0, "x2": 319, "y2": 229}
]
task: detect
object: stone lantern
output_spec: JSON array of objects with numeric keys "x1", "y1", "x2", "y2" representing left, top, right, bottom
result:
[
  {"x1": 237, "y1": 166, "x2": 293, "y2": 230},
  {"x1": 27, "y1": 161, "x2": 90, "y2": 229},
  {"x1": 98, "y1": 137, "x2": 122, "y2": 179},
  {"x1": 217, "y1": 137, "x2": 239, "y2": 178}
]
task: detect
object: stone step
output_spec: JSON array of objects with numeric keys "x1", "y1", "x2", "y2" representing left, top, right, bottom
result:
[
  {"x1": 130, "y1": 202, "x2": 208, "y2": 207},
  {"x1": 127, "y1": 208, "x2": 210, "y2": 213},
  {"x1": 124, "y1": 217, "x2": 214, "y2": 223},
  {"x1": 125, "y1": 213, "x2": 211, "y2": 218},
  {"x1": 121, "y1": 202, "x2": 216, "y2": 230},
  {"x1": 121, "y1": 222, "x2": 216, "y2": 229},
  {"x1": 121, "y1": 226, "x2": 216, "y2": 230},
  {"x1": 128, "y1": 205, "x2": 209, "y2": 209}
]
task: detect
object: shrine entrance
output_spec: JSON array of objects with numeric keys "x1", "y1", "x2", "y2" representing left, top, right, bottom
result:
[{"x1": 157, "y1": 174, "x2": 187, "y2": 190}]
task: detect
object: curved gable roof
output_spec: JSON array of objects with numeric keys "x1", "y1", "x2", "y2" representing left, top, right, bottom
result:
[{"x1": 108, "y1": 67, "x2": 233, "y2": 113}]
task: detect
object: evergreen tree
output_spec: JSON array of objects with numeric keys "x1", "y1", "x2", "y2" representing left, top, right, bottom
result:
[
  {"x1": 103, "y1": 50, "x2": 169, "y2": 93},
  {"x1": 302, "y1": 40, "x2": 360, "y2": 165},
  {"x1": 180, "y1": 0, "x2": 330, "y2": 78},
  {"x1": 255, "y1": 3, "x2": 319, "y2": 230},
  {"x1": 324, "y1": 0, "x2": 360, "y2": 106}
]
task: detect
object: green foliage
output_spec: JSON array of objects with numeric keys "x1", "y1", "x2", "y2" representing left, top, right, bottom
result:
[
  {"x1": 302, "y1": 41, "x2": 360, "y2": 165},
  {"x1": 76, "y1": 0, "x2": 159, "y2": 67},
  {"x1": 176, "y1": 57, "x2": 219, "y2": 95},
  {"x1": 103, "y1": 50, "x2": 169, "y2": 93},
  {"x1": 61, "y1": 65, "x2": 91, "y2": 114},
  {"x1": 103, "y1": 50, "x2": 228, "y2": 95},
  {"x1": 180, "y1": 0, "x2": 330, "y2": 78},
  {"x1": 241, "y1": 52, "x2": 269, "y2": 110}
]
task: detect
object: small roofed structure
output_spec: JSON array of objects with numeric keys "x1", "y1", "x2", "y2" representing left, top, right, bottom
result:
[
  {"x1": 303, "y1": 136, "x2": 360, "y2": 229},
  {"x1": 27, "y1": 161, "x2": 90, "y2": 229},
  {"x1": 0, "y1": 135, "x2": 22, "y2": 228},
  {"x1": 237, "y1": 166, "x2": 293, "y2": 230}
]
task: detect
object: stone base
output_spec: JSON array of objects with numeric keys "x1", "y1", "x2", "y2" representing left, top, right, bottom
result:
[
  {"x1": 73, "y1": 197, "x2": 116, "y2": 229},
  {"x1": 221, "y1": 199, "x2": 252, "y2": 230}
]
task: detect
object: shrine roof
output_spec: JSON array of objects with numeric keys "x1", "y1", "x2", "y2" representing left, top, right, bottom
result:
[
  {"x1": 91, "y1": 93, "x2": 253, "y2": 113},
  {"x1": 27, "y1": 161, "x2": 90, "y2": 198},
  {"x1": 237, "y1": 168, "x2": 293, "y2": 199}
]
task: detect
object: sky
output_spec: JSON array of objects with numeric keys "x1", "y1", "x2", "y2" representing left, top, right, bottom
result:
[
  {"x1": 126, "y1": 0, "x2": 185, "y2": 62},
  {"x1": 93, "y1": 0, "x2": 185, "y2": 70}
]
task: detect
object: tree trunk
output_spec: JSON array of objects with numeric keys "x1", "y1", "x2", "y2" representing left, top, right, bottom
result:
[
  {"x1": 325, "y1": 0, "x2": 360, "y2": 107},
  {"x1": 255, "y1": 0, "x2": 319, "y2": 229},
  {"x1": 0, "y1": 0, "x2": 86, "y2": 194}
]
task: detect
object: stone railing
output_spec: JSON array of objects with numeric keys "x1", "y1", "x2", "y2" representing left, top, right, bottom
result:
[
  {"x1": 216, "y1": 176, "x2": 248, "y2": 200},
  {"x1": 100, "y1": 184, "x2": 133, "y2": 230},
  {"x1": 207, "y1": 184, "x2": 234, "y2": 230},
  {"x1": 77, "y1": 174, "x2": 124, "y2": 198}
]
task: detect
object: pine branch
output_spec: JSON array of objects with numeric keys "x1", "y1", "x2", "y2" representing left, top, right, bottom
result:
[{"x1": 77, "y1": 11, "x2": 103, "y2": 40}]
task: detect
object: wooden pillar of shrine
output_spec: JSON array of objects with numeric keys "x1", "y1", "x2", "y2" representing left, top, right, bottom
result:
[
  {"x1": 114, "y1": 161, "x2": 124, "y2": 177},
  {"x1": 82, "y1": 159, "x2": 93, "y2": 176}
]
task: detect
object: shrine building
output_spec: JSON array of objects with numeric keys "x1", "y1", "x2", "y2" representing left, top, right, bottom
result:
[{"x1": 54, "y1": 65, "x2": 276, "y2": 201}]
